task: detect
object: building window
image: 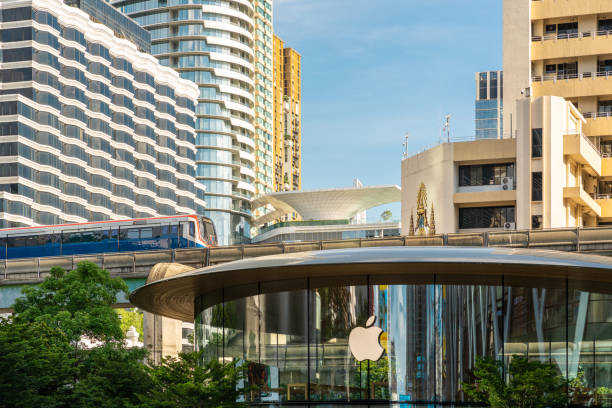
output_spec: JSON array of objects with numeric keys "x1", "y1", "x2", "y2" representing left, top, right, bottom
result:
[
  {"x1": 458, "y1": 163, "x2": 514, "y2": 186},
  {"x1": 599, "y1": 19, "x2": 612, "y2": 32},
  {"x1": 459, "y1": 206, "x2": 515, "y2": 229},
  {"x1": 489, "y1": 71, "x2": 498, "y2": 99},
  {"x1": 599, "y1": 100, "x2": 612, "y2": 114},
  {"x1": 532, "y1": 172, "x2": 543, "y2": 201},
  {"x1": 532, "y1": 215, "x2": 543, "y2": 229},
  {"x1": 557, "y1": 22, "x2": 578, "y2": 36},
  {"x1": 532, "y1": 128, "x2": 543, "y2": 157},
  {"x1": 479, "y1": 72, "x2": 488, "y2": 100}
]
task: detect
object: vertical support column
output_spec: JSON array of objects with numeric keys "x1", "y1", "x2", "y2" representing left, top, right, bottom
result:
[
  {"x1": 306, "y1": 277, "x2": 310, "y2": 401},
  {"x1": 568, "y1": 291, "x2": 589, "y2": 380},
  {"x1": 532, "y1": 287, "x2": 548, "y2": 363}
]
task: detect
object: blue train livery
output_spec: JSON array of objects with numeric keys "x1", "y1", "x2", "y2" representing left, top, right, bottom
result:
[{"x1": 0, "y1": 215, "x2": 217, "y2": 259}]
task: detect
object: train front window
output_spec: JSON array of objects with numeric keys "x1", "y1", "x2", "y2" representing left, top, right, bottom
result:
[{"x1": 200, "y1": 217, "x2": 217, "y2": 245}]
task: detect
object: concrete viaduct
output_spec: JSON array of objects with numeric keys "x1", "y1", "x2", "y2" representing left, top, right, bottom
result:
[{"x1": 2, "y1": 226, "x2": 612, "y2": 311}]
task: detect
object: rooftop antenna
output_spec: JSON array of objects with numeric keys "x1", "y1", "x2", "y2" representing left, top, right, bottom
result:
[
  {"x1": 403, "y1": 133, "x2": 410, "y2": 159},
  {"x1": 443, "y1": 114, "x2": 451, "y2": 143}
]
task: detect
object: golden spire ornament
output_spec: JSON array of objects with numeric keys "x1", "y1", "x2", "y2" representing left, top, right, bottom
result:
[
  {"x1": 429, "y1": 203, "x2": 436, "y2": 235},
  {"x1": 415, "y1": 182, "x2": 429, "y2": 236}
]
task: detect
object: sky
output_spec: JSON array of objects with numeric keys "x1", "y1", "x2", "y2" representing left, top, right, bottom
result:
[{"x1": 273, "y1": 0, "x2": 503, "y2": 219}]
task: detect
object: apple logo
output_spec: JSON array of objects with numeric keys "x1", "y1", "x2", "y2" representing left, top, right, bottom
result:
[{"x1": 348, "y1": 315, "x2": 385, "y2": 362}]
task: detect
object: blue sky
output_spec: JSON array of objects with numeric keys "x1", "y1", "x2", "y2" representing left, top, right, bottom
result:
[{"x1": 274, "y1": 0, "x2": 503, "y2": 203}]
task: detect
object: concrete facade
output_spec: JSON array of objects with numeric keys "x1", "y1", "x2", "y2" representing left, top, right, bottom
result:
[
  {"x1": 402, "y1": 95, "x2": 609, "y2": 233},
  {"x1": 401, "y1": 139, "x2": 516, "y2": 234},
  {"x1": 502, "y1": 0, "x2": 530, "y2": 138},
  {"x1": 407, "y1": 0, "x2": 612, "y2": 234}
]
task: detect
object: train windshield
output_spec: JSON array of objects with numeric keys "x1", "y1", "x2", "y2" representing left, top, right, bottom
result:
[{"x1": 200, "y1": 217, "x2": 217, "y2": 246}]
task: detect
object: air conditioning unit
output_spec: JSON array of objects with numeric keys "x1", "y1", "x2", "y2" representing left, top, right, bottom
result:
[
  {"x1": 504, "y1": 222, "x2": 516, "y2": 230},
  {"x1": 502, "y1": 177, "x2": 513, "y2": 191}
]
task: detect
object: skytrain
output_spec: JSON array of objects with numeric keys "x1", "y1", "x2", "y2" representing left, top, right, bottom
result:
[{"x1": 0, "y1": 215, "x2": 217, "y2": 259}]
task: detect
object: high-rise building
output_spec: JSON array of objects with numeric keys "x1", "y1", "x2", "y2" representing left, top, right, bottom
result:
[
  {"x1": 63, "y1": 0, "x2": 150, "y2": 53},
  {"x1": 0, "y1": 0, "x2": 206, "y2": 227},
  {"x1": 273, "y1": 35, "x2": 301, "y2": 193},
  {"x1": 503, "y1": 1, "x2": 612, "y2": 229},
  {"x1": 114, "y1": 0, "x2": 257, "y2": 244},
  {"x1": 253, "y1": 0, "x2": 274, "y2": 197},
  {"x1": 503, "y1": 1, "x2": 612, "y2": 139},
  {"x1": 474, "y1": 70, "x2": 503, "y2": 139}
]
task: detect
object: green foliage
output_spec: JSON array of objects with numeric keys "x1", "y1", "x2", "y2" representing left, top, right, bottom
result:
[
  {"x1": 68, "y1": 344, "x2": 151, "y2": 408},
  {"x1": 596, "y1": 386, "x2": 612, "y2": 406},
  {"x1": 1, "y1": 261, "x2": 250, "y2": 408},
  {"x1": 1, "y1": 261, "x2": 147, "y2": 408},
  {"x1": 0, "y1": 319, "x2": 73, "y2": 408},
  {"x1": 380, "y1": 210, "x2": 393, "y2": 221},
  {"x1": 353, "y1": 357, "x2": 390, "y2": 400},
  {"x1": 133, "y1": 352, "x2": 248, "y2": 408},
  {"x1": 462, "y1": 356, "x2": 567, "y2": 408},
  {"x1": 117, "y1": 308, "x2": 144, "y2": 341},
  {"x1": 12, "y1": 261, "x2": 128, "y2": 342},
  {"x1": 568, "y1": 368, "x2": 592, "y2": 405}
]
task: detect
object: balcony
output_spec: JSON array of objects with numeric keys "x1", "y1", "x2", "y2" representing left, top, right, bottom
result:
[
  {"x1": 531, "y1": 0, "x2": 612, "y2": 20},
  {"x1": 583, "y1": 112, "x2": 612, "y2": 137},
  {"x1": 532, "y1": 72, "x2": 612, "y2": 99},
  {"x1": 594, "y1": 195, "x2": 612, "y2": 219},
  {"x1": 453, "y1": 189, "x2": 516, "y2": 206},
  {"x1": 532, "y1": 31, "x2": 612, "y2": 60},
  {"x1": 564, "y1": 187, "x2": 601, "y2": 217},
  {"x1": 563, "y1": 132, "x2": 601, "y2": 176}
]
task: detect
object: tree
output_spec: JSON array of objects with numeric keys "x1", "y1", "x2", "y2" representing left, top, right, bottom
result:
[
  {"x1": 133, "y1": 352, "x2": 248, "y2": 408},
  {"x1": 118, "y1": 308, "x2": 144, "y2": 341},
  {"x1": 68, "y1": 344, "x2": 151, "y2": 408},
  {"x1": 0, "y1": 319, "x2": 73, "y2": 408},
  {"x1": 2, "y1": 261, "x2": 249, "y2": 408},
  {"x1": 380, "y1": 210, "x2": 393, "y2": 222},
  {"x1": 12, "y1": 261, "x2": 128, "y2": 343},
  {"x1": 462, "y1": 356, "x2": 567, "y2": 408},
  {"x1": 3, "y1": 261, "x2": 150, "y2": 408}
]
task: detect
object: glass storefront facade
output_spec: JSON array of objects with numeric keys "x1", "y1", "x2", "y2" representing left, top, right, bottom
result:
[{"x1": 195, "y1": 275, "x2": 612, "y2": 406}]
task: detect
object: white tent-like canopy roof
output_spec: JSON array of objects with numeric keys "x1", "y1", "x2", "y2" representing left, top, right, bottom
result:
[{"x1": 252, "y1": 185, "x2": 401, "y2": 225}]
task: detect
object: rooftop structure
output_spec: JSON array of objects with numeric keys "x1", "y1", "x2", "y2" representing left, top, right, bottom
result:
[{"x1": 252, "y1": 184, "x2": 401, "y2": 226}]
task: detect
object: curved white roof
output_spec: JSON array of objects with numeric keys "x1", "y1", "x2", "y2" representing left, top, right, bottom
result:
[{"x1": 252, "y1": 185, "x2": 401, "y2": 225}]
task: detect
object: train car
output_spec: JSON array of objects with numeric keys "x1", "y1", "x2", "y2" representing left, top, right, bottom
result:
[{"x1": 0, "y1": 215, "x2": 217, "y2": 260}]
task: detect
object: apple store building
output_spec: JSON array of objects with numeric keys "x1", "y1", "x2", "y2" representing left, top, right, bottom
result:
[{"x1": 131, "y1": 247, "x2": 612, "y2": 407}]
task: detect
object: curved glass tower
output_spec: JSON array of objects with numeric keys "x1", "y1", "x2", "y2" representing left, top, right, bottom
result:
[{"x1": 114, "y1": 0, "x2": 256, "y2": 244}]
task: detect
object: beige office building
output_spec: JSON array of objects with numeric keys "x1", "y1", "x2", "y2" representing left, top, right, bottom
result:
[
  {"x1": 273, "y1": 35, "x2": 302, "y2": 193},
  {"x1": 403, "y1": 0, "x2": 612, "y2": 234}
]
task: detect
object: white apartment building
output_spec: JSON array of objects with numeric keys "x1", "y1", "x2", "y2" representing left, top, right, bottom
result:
[{"x1": 0, "y1": 0, "x2": 206, "y2": 227}]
